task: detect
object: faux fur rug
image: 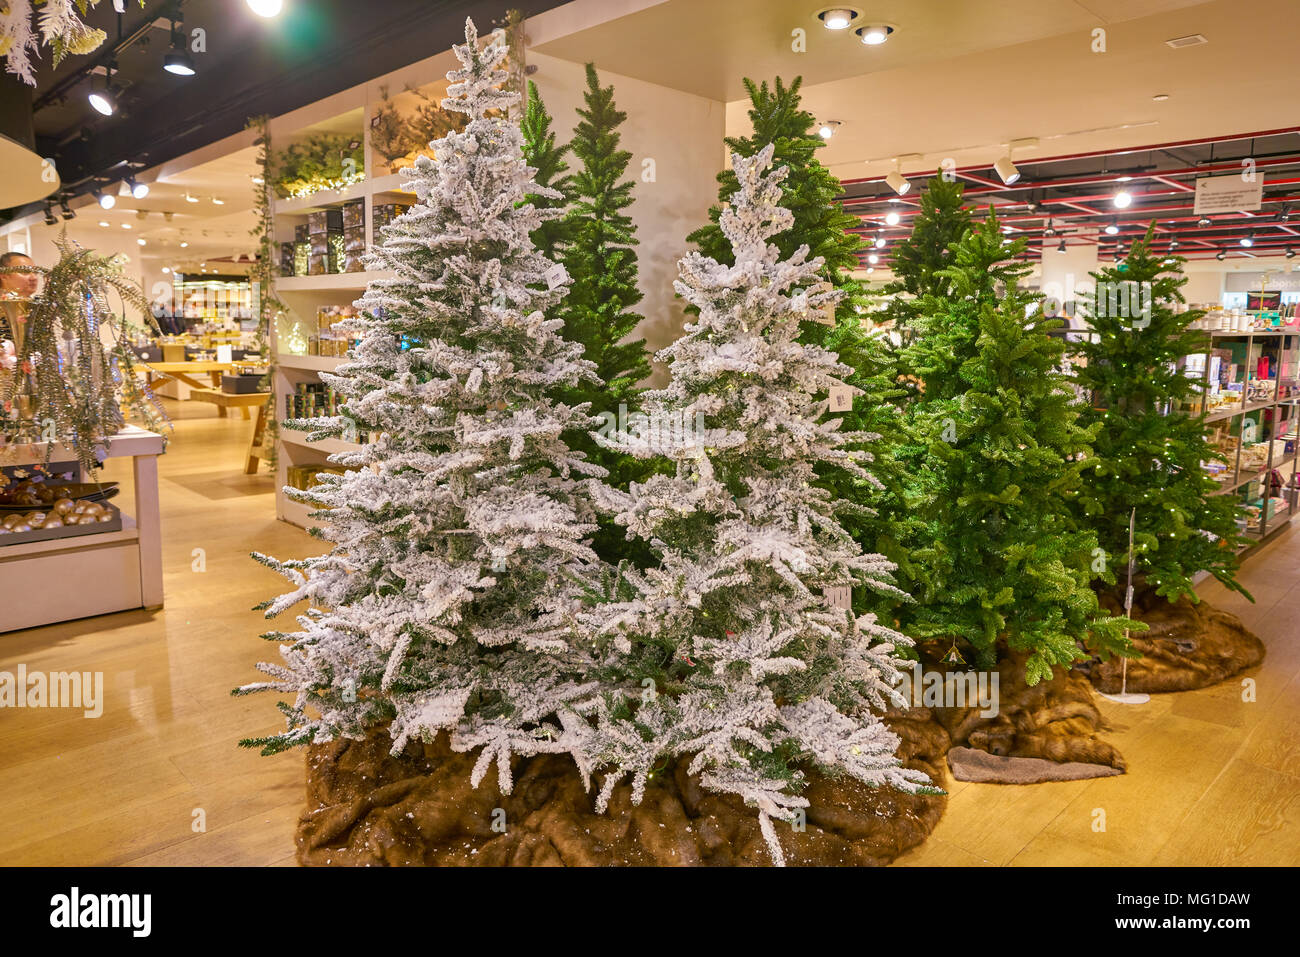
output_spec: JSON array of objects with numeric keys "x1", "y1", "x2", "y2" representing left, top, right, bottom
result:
[
  {"x1": 926, "y1": 649, "x2": 1127, "y2": 772},
  {"x1": 948, "y1": 746, "x2": 1123, "y2": 784},
  {"x1": 1090, "y1": 592, "x2": 1265, "y2": 694},
  {"x1": 295, "y1": 709, "x2": 951, "y2": 867}
]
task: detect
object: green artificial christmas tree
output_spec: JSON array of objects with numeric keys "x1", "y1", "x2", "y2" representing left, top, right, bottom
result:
[
  {"x1": 880, "y1": 173, "x2": 973, "y2": 346},
  {"x1": 558, "y1": 64, "x2": 650, "y2": 465},
  {"x1": 686, "y1": 76, "x2": 909, "y2": 605},
  {"x1": 520, "y1": 79, "x2": 573, "y2": 262},
  {"x1": 1072, "y1": 226, "x2": 1251, "y2": 604},
  {"x1": 901, "y1": 213, "x2": 1130, "y2": 684}
]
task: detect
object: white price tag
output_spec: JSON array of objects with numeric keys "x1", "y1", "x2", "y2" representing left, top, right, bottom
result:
[
  {"x1": 829, "y1": 386, "x2": 853, "y2": 413},
  {"x1": 216, "y1": 344, "x2": 233, "y2": 363},
  {"x1": 824, "y1": 585, "x2": 851, "y2": 610},
  {"x1": 544, "y1": 263, "x2": 568, "y2": 290}
]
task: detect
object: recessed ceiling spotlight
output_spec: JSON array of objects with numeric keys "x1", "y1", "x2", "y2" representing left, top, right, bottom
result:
[
  {"x1": 856, "y1": 23, "x2": 894, "y2": 45},
  {"x1": 251, "y1": 175, "x2": 265, "y2": 185},
  {"x1": 121, "y1": 223, "x2": 131, "y2": 229},
  {"x1": 884, "y1": 211, "x2": 900, "y2": 226},
  {"x1": 884, "y1": 169, "x2": 910, "y2": 195},
  {"x1": 98, "y1": 220, "x2": 110, "y2": 227},
  {"x1": 180, "y1": 241, "x2": 189, "y2": 248},
  {"x1": 1113, "y1": 190, "x2": 1132, "y2": 208},
  {"x1": 818, "y1": 120, "x2": 841, "y2": 139},
  {"x1": 212, "y1": 197, "x2": 225, "y2": 205},
  {"x1": 126, "y1": 176, "x2": 149, "y2": 199},
  {"x1": 1105, "y1": 220, "x2": 1119, "y2": 235},
  {"x1": 162, "y1": 266, "x2": 171, "y2": 274},
  {"x1": 817, "y1": 8, "x2": 858, "y2": 30},
  {"x1": 94, "y1": 189, "x2": 115, "y2": 210},
  {"x1": 184, "y1": 192, "x2": 199, "y2": 203},
  {"x1": 137, "y1": 238, "x2": 147, "y2": 246},
  {"x1": 1153, "y1": 94, "x2": 1170, "y2": 102},
  {"x1": 993, "y1": 154, "x2": 1020, "y2": 185}
]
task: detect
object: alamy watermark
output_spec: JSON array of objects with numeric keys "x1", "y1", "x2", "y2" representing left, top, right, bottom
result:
[
  {"x1": 593, "y1": 403, "x2": 707, "y2": 454},
  {"x1": 0, "y1": 665, "x2": 103, "y2": 717},
  {"x1": 1042, "y1": 280, "x2": 1154, "y2": 328},
  {"x1": 897, "y1": 662, "x2": 1000, "y2": 717}
]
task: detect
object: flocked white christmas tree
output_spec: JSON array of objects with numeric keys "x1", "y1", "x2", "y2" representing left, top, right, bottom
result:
[
  {"x1": 238, "y1": 20, "x2": 613, "y2": 783},
  {"x1": 586, "y1": 144, "x2": 935, "y2": 865}
]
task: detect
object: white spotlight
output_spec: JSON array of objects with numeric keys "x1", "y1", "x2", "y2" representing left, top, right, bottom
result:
[
  {"x1": 994, "y1": 155, "x2": 1020, "y2": 185},
  {"x1": 857, "y1": 23, "x2": 893, "y2": 45},
  {"x1": 884, "y1": 211, "x2": 900, "y2": 226},
  {"x1": 1113, "y1": 190, "x2": 1132, "y2": 209},
  {"x1": 885, "y1": 169, "x2": 910, "y2": 195},
  {"x1": 246, "y1": 0, "x2": 282, "y2": 16},
  {"x1": 819, "y1": 9, "x2": 855, "y2": 30}
]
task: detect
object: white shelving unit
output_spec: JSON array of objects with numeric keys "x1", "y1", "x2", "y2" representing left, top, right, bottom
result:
[{"x1": 0, "y1": 427, "x2": 165, "y2": 632}]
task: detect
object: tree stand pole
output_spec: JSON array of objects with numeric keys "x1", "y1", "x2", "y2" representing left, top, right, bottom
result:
[{"x1": 1100, "y1": 506, "x2": 1150, "y2": 705}]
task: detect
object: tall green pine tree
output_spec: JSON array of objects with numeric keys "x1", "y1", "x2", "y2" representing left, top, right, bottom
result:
[
  {"x1": 1072, "y1": 226, "x2": 1250, "y2": 604},
  {"x1": 521, "y1": 79, "x2": 573, "y2": 262},
  {"x1": 901, "y1": 213, "x2": 1130, "y2": 683}
]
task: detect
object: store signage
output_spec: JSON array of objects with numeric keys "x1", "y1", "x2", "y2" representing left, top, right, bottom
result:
[{"x1": 1192, "y1": 173, "x2": 1263, "y2": 215}]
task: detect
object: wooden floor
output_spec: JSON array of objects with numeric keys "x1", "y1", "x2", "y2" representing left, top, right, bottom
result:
[{"x1": 1, "y1": 401, "x2": 1297, "y2": 866}]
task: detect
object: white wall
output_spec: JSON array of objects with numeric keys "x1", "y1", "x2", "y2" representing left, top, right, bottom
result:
[{"x1": 527, "y1": 52, "x2": 725, "y2": 385}]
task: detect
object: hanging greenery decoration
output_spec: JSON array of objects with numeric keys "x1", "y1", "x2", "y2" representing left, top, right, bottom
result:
[
  {"x1": 269, "y1": 132, "x2": 365, "y2": 199},
  {"x1": 248, "y1": 114, "x2": 283, "y2": 470},
  {"x1": 1, "y1": 232, "x2": 168, "y2": 475},
  {"x1": 1, "y1": 0, "x2": 126, "y2": 86}
]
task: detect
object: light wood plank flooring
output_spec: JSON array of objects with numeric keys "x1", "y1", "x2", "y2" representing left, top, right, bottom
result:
[{"x1": 1, "y1": 401, "x2": 1297, "y2": 865}]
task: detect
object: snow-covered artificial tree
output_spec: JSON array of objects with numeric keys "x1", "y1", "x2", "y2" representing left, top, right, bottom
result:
[
  {"x1": 589, "y1": 144, "x2": 935, "y2": 865},
  {"x1": 237, "y1": 20, "x2": 613, "y2": 783}
]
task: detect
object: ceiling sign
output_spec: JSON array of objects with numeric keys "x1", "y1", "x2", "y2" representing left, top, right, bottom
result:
[{"x1": 1193, "y1": 173, "x2": 1264, "y2": 215}]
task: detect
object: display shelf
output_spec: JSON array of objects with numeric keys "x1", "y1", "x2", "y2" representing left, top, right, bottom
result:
[
  {"x1": 0, "y1": 428, "x2": 164, "y2": 633},
  {"x1": 274, "y1": 271, "x2": 393, "y2": 292},
  {"x1": 1205, "y1": 399, "x2": 1276, "y2": 423},
  {"x1": 273, "y1": 353, "x2": 349, "y2": 373},
  {"x1": 279, "y1": 495, "x2": 333, "y2": 533},
  {"x1": 279, "y1": 428, "x2": 361, "y2": 455}
]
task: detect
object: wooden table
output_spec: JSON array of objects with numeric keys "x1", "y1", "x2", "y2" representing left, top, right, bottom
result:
[
  {"x1": 186, "y1": 389, "x2": 273, "y2": 474},
  {"x1": 140, "y1": 361, "x2": 234, "y2": 392},
  {"x1": 0, "y1": 426, "x2": 165, "y2": 632}
]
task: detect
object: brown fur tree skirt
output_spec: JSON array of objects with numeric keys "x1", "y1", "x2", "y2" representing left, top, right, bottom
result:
[
  {"x1": 919, "y1": 648, "x2": 1127, "y2": 776},
  {"x1": 1089, "y1": 591, "x2": 1265, "y2": 694},
  {"x1": 295, "y1": 709, "x2": 951, "y2": 867}
]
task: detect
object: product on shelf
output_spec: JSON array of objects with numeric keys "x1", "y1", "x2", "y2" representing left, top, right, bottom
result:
[
  {"x1": 372, "y1": 202, "x2": 410, "y2": 233},
  {"x1": 285, "y1": 464, "x2": 352, "y2": 492},
  {"x1": 286, "y1": 381, "x2": 341, "y2": 419}
]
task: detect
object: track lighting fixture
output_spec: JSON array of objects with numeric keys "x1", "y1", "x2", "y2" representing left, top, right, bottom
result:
[
  {"x1": 1240, "y1": 233, "x2": 1254, "y2": 248},
  {"x1": 42, "y1": 201, "x2": 58, "y2": 226},
  {"x1": 1287, "y1": 247, "x2": 1296, "y2": 259},
  {"x1": 94, "y1": 189, "x2": 115, "y2": 210},
  {"x1": 246, "y1": 0, "x2": 283, "y2": 16},
  {"x1": 1198, "y1": 217, "x2": 1211, "y2": 227},
  {"x1": 994, "y1": 155, "x2": 1020, "y2": 185},
  {"x1": 126, "y1": 176, "x2": 149, "y2": 199},
  {"x1": 818, "y1": 120, "x2": 841, "y2": 139},
  {"x1": 884, "y1": 169, "x2": 910, "y2": 195},
  {"x1": 1105, "y1": 220, "x2": 1119, "y2": 235},
  {"x1": 884, "y1": 211, "x2": 900, "y2": 226},
  {"x1": 874, "y1": 235, "x2": 886, "y2": 249},
  {"x1": 59, "y1": 197, "x2": 75, "y2": 221},
  {"x1": 1043, "y1": 218, "x2": 1055, "y2": 237},
  {"x1": 1056, "y1": 238, "x2": 1066, "y2": 253},
  {"x1": 1215, "y1": 248, "x2": 1226, "y2": 261},
  {"x1": 1113, "y1": 190, "x2": 1132, "y2": 209},
  {"x1": 88, "y1": 63, "x2": 118, "y2": 115}
]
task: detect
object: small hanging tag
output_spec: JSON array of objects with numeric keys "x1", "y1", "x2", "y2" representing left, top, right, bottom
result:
[
  {"x1": 829, "y1": 386, "x2": 853, "y2": 413},
  {"x1": 544, "y1": 263, "x2": 568, "y2": 290},
  {"x1": 815, "y1": 303, "x2": 837, "y2": 325},
  {"x1": 824, "y1": 585, "x2": 852, "y2": 610}
]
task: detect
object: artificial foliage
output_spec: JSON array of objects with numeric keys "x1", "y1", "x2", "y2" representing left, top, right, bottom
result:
[
  {"x1": 590, "y1": 144, "x2": 934, "y2": 866},
  {"x1": 520, "y1": 79, "x2": 572, "y2": 263},
  {"x1": 899, "y1": 213, "x2": 1131, "y2": 684},
  {"x1": 686, "y1": 75, "x2": 908, "y2": 609},
  {"x1": 555, "y1": 65, "x2": 652, "y2": 499},
  {"x1": 270, "y1": 133, "x2": 366, "y2": 199},
  {"x1": 0, "y1": 233, "x2": 167, "y2": 474},
  {"x1": 238, "y1": 17, "x2": 614, "y2": 798},
  {"x1": 247, "y1": 115, "x2": 284, "y2": 469},
  {"x1": 1072, "y1": 226, "x2": 1250, "y2": 602},
  {"x1": 1, "y1": 0, "x2": 116, "y2": 85},
  {"x1": 881, "y1": 173, "x2": 973, "y2": 346}
]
